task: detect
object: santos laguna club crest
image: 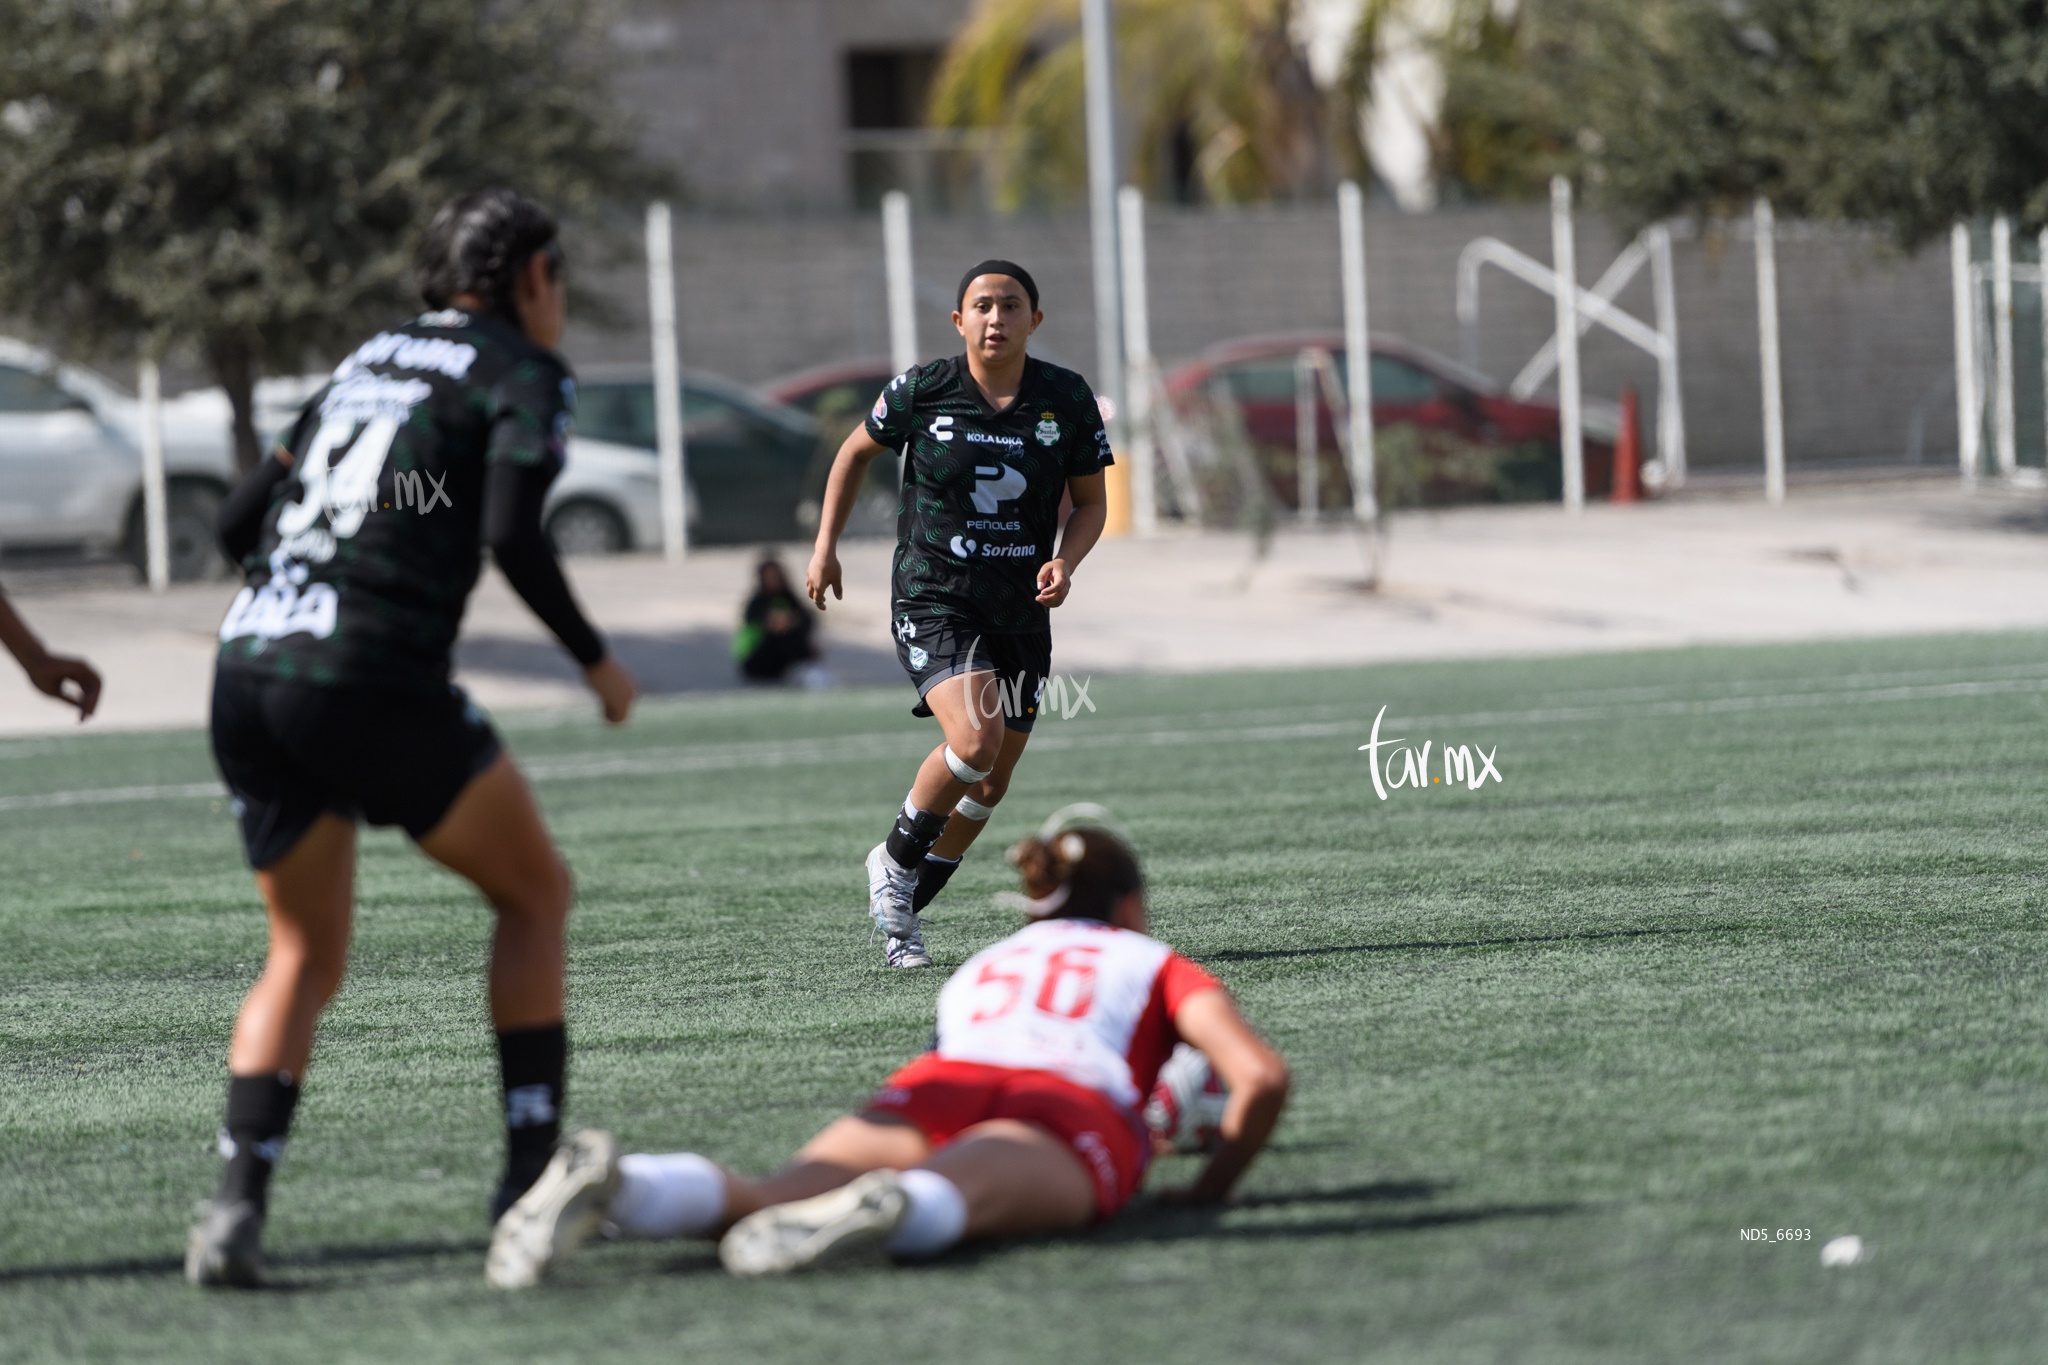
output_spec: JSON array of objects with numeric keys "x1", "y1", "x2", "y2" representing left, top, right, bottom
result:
[{"x1": 1035, "y1": 411, "x2": 1060, "y2": 446}]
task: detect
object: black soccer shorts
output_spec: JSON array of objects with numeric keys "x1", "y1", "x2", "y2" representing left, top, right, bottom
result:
[
  {"x1": 893, "y1": 607, "x2": 1052, "y2": 735},
  {"x1": 210, "y1": 668, "x2": 502, "y2": 869}
]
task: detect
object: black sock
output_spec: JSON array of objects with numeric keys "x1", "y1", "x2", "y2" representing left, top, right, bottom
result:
[
  {"x1": 913, "y1": 854, "x2": 962, "y2": 912},
  {"x1": 496, "y1": 1022, "x2": 566, "y2": 1205},
  {"x1": 213, "y1": 1073, "x2": 300, "y2": 1214},
  {"x1": 885, "y1": 806, "x2": 951, "y2": 870}
]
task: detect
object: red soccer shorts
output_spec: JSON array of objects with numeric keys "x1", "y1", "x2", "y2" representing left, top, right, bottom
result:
[{"x1": 865, "y1": 1055, "x2": 1151, "y2": 1220}]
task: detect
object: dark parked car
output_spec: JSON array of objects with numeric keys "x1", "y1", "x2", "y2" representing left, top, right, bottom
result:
[
  {"x1": 1165, "y1": 333, "x2": 1621, "y2": 506},
  {"x1": 565, "y1": 366, "x2": 822, "y2": 548},
  {"x1": 757, "y1": 358, "x2": 903, "y2": 536}
]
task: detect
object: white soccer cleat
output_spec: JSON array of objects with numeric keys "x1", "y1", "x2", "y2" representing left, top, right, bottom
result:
[
  {"x1": 718, "y1": 1169, "x2": 911, "y2": 1276},
  {"x1": 866, "y1": 843, "x2": 918, "y2": 939},
  {"x1": 185, "y1": 1198, "x2": 264, "y2": 1288},
  {"x1": 486, "y1": 1128, "x2": 621, "y2": 1289},
  {"x1": 885, "y1": 919, "x2": 932, "y2": 969}
]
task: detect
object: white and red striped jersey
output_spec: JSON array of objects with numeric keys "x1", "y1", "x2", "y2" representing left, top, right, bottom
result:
[{"x1": 934, "y1": 918, "x2": 1224, "y2": 1110}]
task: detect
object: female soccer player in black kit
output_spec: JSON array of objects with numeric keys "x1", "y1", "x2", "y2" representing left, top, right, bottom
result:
[
  {"x1": 807, "y1": 262, "x2": 1111, "y2": 969},
  {"x1": 186, "y1": 189, "x2": 636, "y2": 1287}
]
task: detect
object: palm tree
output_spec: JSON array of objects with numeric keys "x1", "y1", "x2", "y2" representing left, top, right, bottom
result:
[{"x1": 927, "y1": 0, "x2": 1340, "y2": 209}]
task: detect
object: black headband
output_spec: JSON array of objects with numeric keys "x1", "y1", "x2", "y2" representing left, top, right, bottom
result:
[{"x1": 956, "y1": 260, "x2": 1040, "y2": 312}]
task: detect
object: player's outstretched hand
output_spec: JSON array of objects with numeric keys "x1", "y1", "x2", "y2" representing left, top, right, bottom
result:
[
  {"x1": 1035, "y1": 558, "x2": 1072, "y2": 607},
  {"x1": 806, "y1": 547, "x2": 843, "y2": 610},
  {"x1": 584, "y1": 655, "x2": 636, "y2": 725},
  {"x1": 27, "y1": 653, "x2": 101, "y2": 721}
]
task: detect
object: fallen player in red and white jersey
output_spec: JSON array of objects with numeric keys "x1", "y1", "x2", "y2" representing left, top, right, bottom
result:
[{"x1": 485, "y1": 805, "x2": 1291, "y2": 1287}]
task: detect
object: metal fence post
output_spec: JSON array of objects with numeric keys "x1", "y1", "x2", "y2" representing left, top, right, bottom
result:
[
  {"x1": 1081, "y1": 0, "x2": 1125, "y2": 448},
  {"x1": 1550, "y1": 177, "x2": 1584, "y2": 513},
  {"x1": 1337, "y1": 181, "x2": 1377, "y2": 522},
  {"x1": 646, "y1": 202, "x2": 688, "y2": 561},
  {"x1": 1993, "y1": 214, "x2": 2016, "y2": 478},
  {"x1": 1117, "y1": 184, "x2": 1158, "y2": 535},
  {"x1": 138, "y1": 358, "x2": 168, "y2": 591},
  {"x1": 883, "y1": 191, "x2": 918, "y2": 376},
  {"x1": 1755, "y1": 198, "x2": 1786, "y2": 504},
  {"x1": 1952, "y1": 223, "x2": 1979, "y2": 484}
]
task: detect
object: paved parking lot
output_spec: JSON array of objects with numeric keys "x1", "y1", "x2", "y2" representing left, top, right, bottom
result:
[{"x1": 5, "y1": 476, "x2": 2046, "y2": 736}]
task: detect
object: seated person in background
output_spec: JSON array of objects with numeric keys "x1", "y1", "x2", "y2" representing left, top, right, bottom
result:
[
  {"x1": 484, "y1": 805, "x2": 1290, "y2": 1288},
  {"x1": 734, "y1": 556, "x2": 822, "y2": 683}
]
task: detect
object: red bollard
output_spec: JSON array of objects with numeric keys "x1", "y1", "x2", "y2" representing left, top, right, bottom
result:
[{"x1": 1613, "y1": 384, "x2": 1641, "y2": 504}]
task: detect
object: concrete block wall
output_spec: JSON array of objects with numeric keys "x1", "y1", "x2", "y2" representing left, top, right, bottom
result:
[{"x1": 561, "y1": 202, "x2": 1960, "y2": 470}]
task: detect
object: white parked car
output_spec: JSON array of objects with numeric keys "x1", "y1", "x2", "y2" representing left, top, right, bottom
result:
[
  {"x1": 0, "y1": 338, "x2": 823, "y2": 580},
  {"x1": 0, "y1": 338, "x2": 312, "y2": 581}
]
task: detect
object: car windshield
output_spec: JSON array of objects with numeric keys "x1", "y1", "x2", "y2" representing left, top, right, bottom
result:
[
  {"x1": 0, "y1": 364, "x2": 82, "y2": 413},
  {"x1": 577, "y1": 383, "x2": 759, "y2": 449}
]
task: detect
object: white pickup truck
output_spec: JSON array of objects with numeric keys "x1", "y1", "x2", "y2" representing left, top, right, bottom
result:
[{"x1": 0, "y1": 338, "x2": 317, "y2": 581}]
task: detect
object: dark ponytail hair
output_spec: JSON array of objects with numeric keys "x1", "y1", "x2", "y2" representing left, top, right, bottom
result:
[
  {"x1": 415, "y1": 188, "x2": 562, "y2": 325},
  {"x1": 1008, "y1": 822, "x2": 1143, "y2": 924}
]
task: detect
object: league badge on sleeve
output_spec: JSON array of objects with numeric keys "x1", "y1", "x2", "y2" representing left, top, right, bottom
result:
[
  {"x1": 1035, "y1": 411, "x2": 1060, "y2": 446},
  {"x1": 871, "y1": 392, "x2": 890, "y2": 423}
]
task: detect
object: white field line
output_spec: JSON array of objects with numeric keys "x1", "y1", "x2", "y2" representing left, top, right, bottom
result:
[
  {"x1": 0, "y1": 781, "x2": 226, "y2": 813},
  {"x1": 3, "y1": 674, "x2": 2047, "y2": 815}
]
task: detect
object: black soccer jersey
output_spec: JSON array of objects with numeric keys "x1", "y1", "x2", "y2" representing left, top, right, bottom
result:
[
  {"x1": 217, "y1": 310, "x2": 580, "y2": 691},
  {"x1": 866, "y1": 354, "x2": 1113, "y2": 634}
]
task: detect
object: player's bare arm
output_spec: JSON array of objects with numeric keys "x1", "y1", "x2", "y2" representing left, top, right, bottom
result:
[
  {"x1": 1154, "y1": 988, "x2": 1291, "y2": 1205},
  {"x1": 806, "y1": 424, "x2": 891, "y2": 609},
  {"x1": 1038, "y1": 472, "x2": 1108, "y2": 607},
  {"x1": 0, "y1": 589, "x2": 102, "y2": 720}
]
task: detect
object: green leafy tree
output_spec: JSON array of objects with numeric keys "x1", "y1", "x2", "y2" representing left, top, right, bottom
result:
[
  {"x1": 929, "y1": 0, "x2": 1337, "y2": 208},
  {"x1": 1419, "y1": 0, "x2": 2048, "y2": 247},
  {"x1": 0, "y1": 0, "x2": 655, "y2": 472}
]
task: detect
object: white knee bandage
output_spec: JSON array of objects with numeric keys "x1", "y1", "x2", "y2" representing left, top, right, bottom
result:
[
  {"x1": 954, "y1": 795, "x2": 997, "y2": 821},
  {"x1": 887, "y1": 1168, "x2": 968, "y2": 1258},
  {"x1": 611, "y1": 1152, "x2": 727, "y2": 1239},
  {"x1": 943, "y1": 745, "x2": 993, "y2": 785}
]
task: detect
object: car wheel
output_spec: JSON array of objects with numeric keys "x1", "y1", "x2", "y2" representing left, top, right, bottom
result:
[
  {"x1": 167, "y1": 484, "x2": 232, "y2": 582},
  {"x1": 547, "y1": 500, "x2": 629, "y2": 556}
]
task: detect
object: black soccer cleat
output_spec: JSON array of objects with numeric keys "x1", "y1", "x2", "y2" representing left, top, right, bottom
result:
[{"x1": 185, "y1": 1198, "x2": 264, "y2": 1288}]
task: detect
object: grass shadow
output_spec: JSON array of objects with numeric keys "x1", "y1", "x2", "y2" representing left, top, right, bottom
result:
[{"x1": 0, "y1": 1238, "x2": 489, "y2": 1288}]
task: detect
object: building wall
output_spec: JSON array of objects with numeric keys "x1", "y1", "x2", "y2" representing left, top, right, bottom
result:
[
  {"x1": 610, "y1": 0, "x2": 974, "y2": 210},
  {"x1": 562, "y1": 202, "x2": 1960, "y2": 469}
]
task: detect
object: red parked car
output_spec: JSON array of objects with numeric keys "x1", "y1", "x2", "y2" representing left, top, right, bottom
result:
[
  {"x1": 1163, "y1": 332, "x2": 1620, "y2": 507},
  {"x1": 759, "y1": 359, "x2": 897, "y2": 431}
]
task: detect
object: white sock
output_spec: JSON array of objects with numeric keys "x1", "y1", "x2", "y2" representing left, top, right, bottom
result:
[
  {"x1": 608, "y1": 1152, "x2": 727, "y2": 1239},
  {"x1": 887, "y1": 1168, "x2": 968, "y2": 1258}
]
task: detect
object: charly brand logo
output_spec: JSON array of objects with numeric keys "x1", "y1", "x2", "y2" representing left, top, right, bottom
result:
[{"x1": 1358, "y1": 705, "x2": 1502, "y2": 801}]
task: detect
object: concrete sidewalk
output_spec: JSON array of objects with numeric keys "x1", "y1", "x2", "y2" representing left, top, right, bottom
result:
[{"x1": 5, "y1": 479, "x2": 2047, "y2": 736}]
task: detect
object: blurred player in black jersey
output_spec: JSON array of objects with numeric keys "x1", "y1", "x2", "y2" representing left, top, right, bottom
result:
[
  {"x1": 186, "y1": 189, "x2": 637, "y2": 1288},
  {"x1": 806, "y1": 261, "x2": 1111, "y2": 968}
]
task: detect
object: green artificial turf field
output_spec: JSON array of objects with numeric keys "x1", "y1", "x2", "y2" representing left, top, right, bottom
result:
[{"x1": 5, "y1": 631, "x2": 2048, "y2": 1363}]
